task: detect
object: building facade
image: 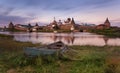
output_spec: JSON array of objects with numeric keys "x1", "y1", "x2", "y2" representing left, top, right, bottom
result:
[{"x1": 97, "y1": 18, "x2": 111, "y2": 29}]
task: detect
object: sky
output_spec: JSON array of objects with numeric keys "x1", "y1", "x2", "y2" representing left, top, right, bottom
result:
[{"x1": 0, "y1": 0, "x2": 120, "y2": 27}]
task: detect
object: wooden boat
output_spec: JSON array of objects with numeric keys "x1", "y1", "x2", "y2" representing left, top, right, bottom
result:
[{"x1": 24, "y1": 41, "x2": 68, "y2": 57}]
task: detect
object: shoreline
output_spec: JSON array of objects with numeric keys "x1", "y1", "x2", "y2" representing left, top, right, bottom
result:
[{"x1": 0, "y1": 37, "x2": 120, "y2": 73}]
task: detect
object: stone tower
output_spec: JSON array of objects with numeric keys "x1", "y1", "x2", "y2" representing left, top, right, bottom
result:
[
  {"x1": 104, "y1": 18, "x2": 111, "y2": 28},
  {"x1": 8, "y1": 22, "x2": 14, "y2": 30},
  {"x1": 51, "y1": 17, "x2": 58, "y2": 30},
  {"x1": 71, "y1": 18, "x2": 75, "y2": 25},
  {"x1": 70, "y1": 18, "x2": 76, "y2": 31}
]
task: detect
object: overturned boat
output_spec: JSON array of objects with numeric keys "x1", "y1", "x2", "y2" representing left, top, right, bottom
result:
[{"x1": 24, "y1": 41, "x2": 68, "y2": 57}]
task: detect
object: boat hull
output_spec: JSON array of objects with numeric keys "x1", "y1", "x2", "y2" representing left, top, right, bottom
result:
[
  {"x1": 24, "y1": 47, "x2": 59, "y2": 57},
  {"x1": 24, "y1": 41, "x2": 67, "y2": 57}
]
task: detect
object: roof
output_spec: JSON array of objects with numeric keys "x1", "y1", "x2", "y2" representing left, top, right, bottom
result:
[
  {"x1": 71, "y1": 18, "x2": 75, "y2": 24},
  {"x1": 105, "y1": 18, "x2": 110, "y2": 23},
  {"x1": 98, "y1": 24, "x2": 105, "y2": 26}
]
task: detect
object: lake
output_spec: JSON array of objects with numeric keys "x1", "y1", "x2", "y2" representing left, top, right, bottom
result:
[{"x1": 0, "y1": 32, "x2": 120, "y2": 46}]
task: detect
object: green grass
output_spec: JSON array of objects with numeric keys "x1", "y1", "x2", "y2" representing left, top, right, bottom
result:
[
  {"x1": 0, "y1": 34, "x2": 14, "y2": 39},
  {"x1": 0, "y1": 38, "x2": 120, "y2": 73},
  {"x1": 90, "y1": 28, "x2": 120, "y2": 37}
]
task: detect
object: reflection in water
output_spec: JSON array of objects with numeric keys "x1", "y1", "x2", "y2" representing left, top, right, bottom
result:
[
  {"x1": 64, "y1": 33, "x2": 75, "y2": 44},
  {"x1": 51, "y1": 34, "x2": 58, "y2": 42},
  {"x1": 0, "y1": 32, "x2": 120, "y2": 46},
  {"x1": 103, "y1": 37, "x2": 109, "y2": 45},
  {"x1": 33, "y1": 32, "x2": 39, "y2": 39},
  {"x1": 28, "y1": 33, "x2": 31, "y2": 39},
  {"x1": 49, "y1": 33, "x2": 75, "y2": 44}
]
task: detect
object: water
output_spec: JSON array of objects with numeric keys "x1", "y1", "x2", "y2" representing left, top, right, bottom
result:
[{"x1": 0, "y1": 32, "x2": 120, "y2": 46}]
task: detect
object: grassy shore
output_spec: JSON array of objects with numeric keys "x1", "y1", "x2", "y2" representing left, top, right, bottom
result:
[
  {"x1": 0, "y1": 36, "x2": 120, "y2": 73},
  {"x1": 0, "y1": 34, "x2": 14, "y2": 39},
  {"x1": 90, "y1": 27, "x2": 120, "y2": 37}
]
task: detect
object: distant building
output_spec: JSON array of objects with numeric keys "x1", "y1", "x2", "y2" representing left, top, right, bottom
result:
[
  {"x1": 15, "y1": 24, "x2": 29, "y2": 31},
  {"x1": 46, "y1": 17, "x2": 92, "y2": 32},
  {"x1": 104, "y1": 18, "x2": 111, "y2": 28},
  {"x1": 32, "y1": 23, "x2": 39, "y2": 32},
  {"x1": 96, "y1": 24, "x2": 106, "y2": 29},
  {"x1": 64, "y1": 18, "x2": 71, "y2": 24},
  {"x1": 97, "y1": 18, "x2": 111, "y2": 29},
  {"x1": 58, "y1": 20, "x2": 62, "y2": 25},
  {"x1": 47, "y1": 18, "x2": 59, "y2": 30},
  {"x1": 8, "y1": 22, "x2": 14, "y2": 30},
  {"x1": 14, "y1": 23, "x2": 42, "y2": 32},
  {"x1": 27, "y1": 23, "x2": 32, "y2": 32},
  {"x1": 8, "y1": 17, "x2": 112, "y2": 32},
  {"x1": 59, "y1": 18, "x2": 77, "y2": 31}
]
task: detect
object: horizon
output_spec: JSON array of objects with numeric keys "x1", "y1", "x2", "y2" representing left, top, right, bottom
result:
[{"x1": 0, "y1": 0, "x2": 120, "y2": 27}]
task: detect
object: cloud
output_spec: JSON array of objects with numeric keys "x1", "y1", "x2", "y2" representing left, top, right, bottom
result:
[
  {"x1": 0, "y1": 15, "x2": 32, "y2": 25},
  {"x1": 1, "y1": 0, "x2": 117, "y2": 10},
  {"x1": 111, "y1": 18, "x2": 120, "y2": 27},
  {"x1": 0, "y1": 5, "x2": 14, "y2": 15},
  {"x1": 0, "y1": 0, "x2": 116, "y2": 13},
  {"x1": 0, "y1": 5, "x2": 31, "y2": 26},
  {"x1": 84, "y1": 0, "x2": 114, "y2": 4},
  {"x1": 0, "y1": 0, "x2": 120, "y2": 27}
]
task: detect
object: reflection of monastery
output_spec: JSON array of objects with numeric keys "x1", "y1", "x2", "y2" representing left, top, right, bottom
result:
[
  {"x1": 7, "y1": 18, "x2": 111, "y2": 32},
  {"x1": 29, "y1": 33, "x2": 110, "y2": 46},
  {"x1": 50, "y1": 33, "x2": 75, "y2": 44},
  {"x1": 50, "y1": 34, "x2": 110, "y2": 45},
  {"x1": 12, "y1": 32, "x2": 120, "y2": 46}
]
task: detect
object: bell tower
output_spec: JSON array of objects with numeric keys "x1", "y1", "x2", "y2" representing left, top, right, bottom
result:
[{"x1": 104, "y1": 18, "x2": 111, "y2": 28}]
